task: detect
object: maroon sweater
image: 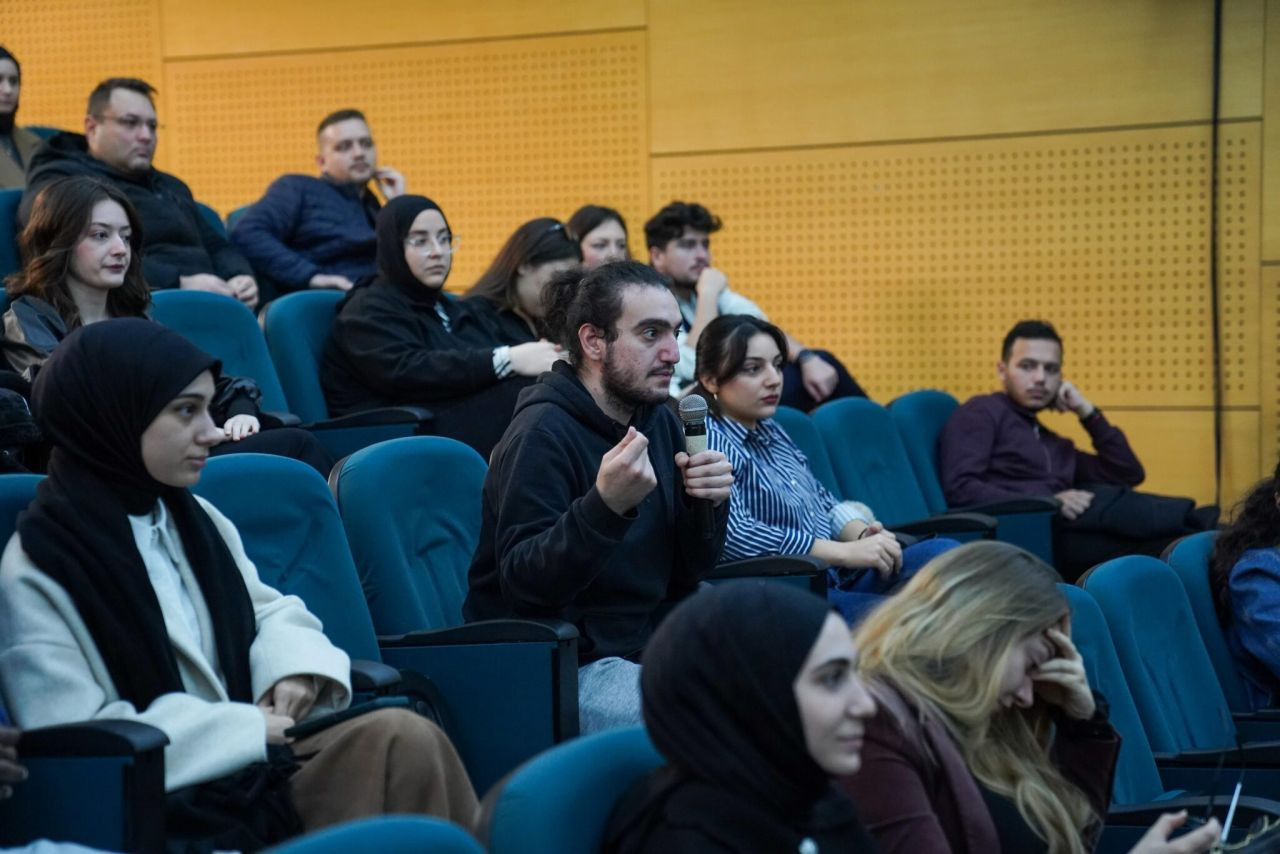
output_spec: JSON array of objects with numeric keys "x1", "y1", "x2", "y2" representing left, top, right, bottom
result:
[{"x1": 938, "y1": 392, "x2": 1144, "y2": 508}]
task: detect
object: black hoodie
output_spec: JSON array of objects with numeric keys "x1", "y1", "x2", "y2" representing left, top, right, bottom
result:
[
  {"x1": 462, "y1": 361, "x2": 728, "y2": 662},
  {"x1": 20, "y1": 132, "x2": 252, "y2": 290}
]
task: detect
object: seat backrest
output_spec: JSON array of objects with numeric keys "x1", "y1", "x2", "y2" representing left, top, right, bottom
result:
[
  {"x1": 260, "y1": 290, "x2": 344, "y2": 422},
  {"x1": 810, "y1": 397, "x2": 932, "y2": 527},
  {"x1": 1083, "y1": 555, "x2": 1237, "y2": 754},
  {"x1": 195, "y1": 453, "x2": 380, "y2": 662},
  {"x1": 225, "y1": 204, "x2": 252, "y2": 235},
  {"x1": 888, "y1": 389, "x2": 957, "y2": 515},
  {"x1": 1060, "y1": 584, "x2": 1166, "y2": 805},
  {"x1": 268, "y1": 817, "x2": 484, "y2": 854},
  {"x1": 1164, "y1": 531, "x2": 1254, "y2": 712},
  {"x1": 0, "y1": 475, "x2": 43, "y2": 544},
  {"x1": 485, "y1": 726, "x2": 662, "y2": 854},
  {"x1": 0, "y1": 188, "x2": 22, "y2": 284},
  {"x1": 151, "y1": 290, "x2": 291, "y2": 413},
  {"x1": 24, "y1": 126, "x2": 60, "y2": 140},
  {"x1": 194, "y1": 201, "x2": 226, "y2": 237},
  {"x1": 771, "y1": 405, "x2": 841, "y2": 496},
  {"x1": 331, "y1": 436, "x2": 487, "y2": 635}
]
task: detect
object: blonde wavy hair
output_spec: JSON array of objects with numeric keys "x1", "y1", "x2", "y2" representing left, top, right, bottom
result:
[{"x1": 853, "y1": 541, "x2": 1096, "y2": 854}]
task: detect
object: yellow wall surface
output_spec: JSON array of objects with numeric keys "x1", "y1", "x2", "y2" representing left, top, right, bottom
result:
[{"x1": 1, "y1": 0, "x2": 1273, "y2": 507}]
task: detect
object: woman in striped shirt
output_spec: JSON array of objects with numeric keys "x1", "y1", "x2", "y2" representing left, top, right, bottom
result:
[{"x1": 695, "y1": 314, "x2": 956, "y2": 621}]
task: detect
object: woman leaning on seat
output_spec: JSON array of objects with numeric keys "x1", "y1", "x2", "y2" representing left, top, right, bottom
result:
[
  {"x1": 1, "y1": 175, "x2": 331, "y2": 475},
  {"x1": 0, "y1": 318, "x2": 477, "y2": 849},
  {"x1": 842, "y1": 540, "x2": 1219, "y2": 854},
  {"x1": 694, "y1": 313, "x2": 957, "y2": 623},
  {"x1": 322, "y1": 195, "x2": 562, "y2": 458}
]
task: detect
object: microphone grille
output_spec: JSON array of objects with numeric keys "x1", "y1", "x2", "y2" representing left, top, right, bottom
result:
[{"x1": 677, "y1": 393, "x2": 709, "y2": 425}]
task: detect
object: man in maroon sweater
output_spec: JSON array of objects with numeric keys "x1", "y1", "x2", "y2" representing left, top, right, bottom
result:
[{"x1": 939, "y1": 320, "x2": 1211, "y2": 578}]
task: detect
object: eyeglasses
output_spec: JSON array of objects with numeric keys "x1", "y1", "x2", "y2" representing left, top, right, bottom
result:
[
  {"x1": 97, "y1": 114, "x2": 160, "y2": 133},
  {"x1": 405, "y1": 234, "x2": 460, "y2": 253}
]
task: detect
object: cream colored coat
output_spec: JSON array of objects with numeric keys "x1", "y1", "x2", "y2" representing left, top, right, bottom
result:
[{"x1": 0, "y1": 496, "x2": 352, "y2": 791}]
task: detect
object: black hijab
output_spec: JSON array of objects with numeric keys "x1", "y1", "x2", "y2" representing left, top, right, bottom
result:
[
  {"x1": 0, "y1": 46, "x2": 18, "y2": 135},
  {"x1": 606, "y1": 580, "x2": 875, "y2": 852},
  {"x1": 371, "y1": 194, "x2": 450, "y2": 305},
  {"x1": 17, "y1": 318, "x2": 256, "y2": 709}
]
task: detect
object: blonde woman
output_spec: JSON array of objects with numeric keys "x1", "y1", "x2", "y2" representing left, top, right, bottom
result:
[{"x1": 841, "y1": 541, "x2": 1219, "y2": 854}]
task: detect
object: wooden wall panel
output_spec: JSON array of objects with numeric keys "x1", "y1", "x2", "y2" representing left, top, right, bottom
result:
[
  {"x1": 164, "y1": 31, "x2": 648, "y2": 288},
  {"x1": 159, "y1": 0, "x2": 645, "y2": 58},
  {"x1": 648, "y1": 0, "x2": 1231, "y2": 155}
]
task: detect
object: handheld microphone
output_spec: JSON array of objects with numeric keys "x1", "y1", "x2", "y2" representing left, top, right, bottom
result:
[{"x1": 677, "y1": 395, "x2": 715, "y2": 539}]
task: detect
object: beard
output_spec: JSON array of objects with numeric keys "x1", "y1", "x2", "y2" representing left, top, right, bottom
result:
[{"x1": 601, "y1": 348, "x2": 669, "y2": 412}]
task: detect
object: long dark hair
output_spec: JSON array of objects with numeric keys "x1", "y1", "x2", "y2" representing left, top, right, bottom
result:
[
  {"x1": 1211, "y1": 458, "x2": 1280, "y2": 623},
  {"x1": 567, "y1": 204, "x2": 626, "y2": 243},
  {"x1": 465, "y1": 217, "x2": 580, "y2": 311},
  {"x1": 692, "y1": 314, "x2": 788, "y2": 418},
  {"x1": 6, "y1": 176, "x2": 151, "y2": 327}
]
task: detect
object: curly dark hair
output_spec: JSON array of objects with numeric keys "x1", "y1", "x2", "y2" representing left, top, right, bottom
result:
[{"x1": 1210, "y1": 457, "x2": 1280, "y2": 624}]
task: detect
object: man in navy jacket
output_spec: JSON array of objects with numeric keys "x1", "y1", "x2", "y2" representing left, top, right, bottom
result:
[{"x1": 231, "y1": 108, "x2": 406, "y2": 298}]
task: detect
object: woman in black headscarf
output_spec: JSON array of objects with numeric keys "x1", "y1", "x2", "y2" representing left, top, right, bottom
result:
[
  {"x1": 604, "y1": 580, "x2": 879, "y2": 852},
  {"x1": 0, "y1": 319, "x2": 477, "y2": 849},
  {"x1": 322, "y1": 195, "x2": 563, "y2": 457},
  {"x1": 0, "y1": 46, "x2": 40, "y2": 189}
]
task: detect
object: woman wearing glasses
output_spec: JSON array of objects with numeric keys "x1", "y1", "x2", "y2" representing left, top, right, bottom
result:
[
  {"x1": 464, "y1": 217, "x2": 581, "y2": 346},
  {"x1": 323, "y1": 195, "x2": 562, "y2": 458}
]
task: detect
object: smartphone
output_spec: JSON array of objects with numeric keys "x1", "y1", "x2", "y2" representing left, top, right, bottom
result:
[{"x1": 283, "y1": 695, "x2": 410, "y2": 740}]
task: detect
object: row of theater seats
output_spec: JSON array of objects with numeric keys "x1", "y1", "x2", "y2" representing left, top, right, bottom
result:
[{"x1": 480, "y1": 535, "x2": 1280, "y2": 854}]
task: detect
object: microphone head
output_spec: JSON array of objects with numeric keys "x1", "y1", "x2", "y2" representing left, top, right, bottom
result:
[{"x1": 677, "y1": 393, "x2": 709, "y2": 426}]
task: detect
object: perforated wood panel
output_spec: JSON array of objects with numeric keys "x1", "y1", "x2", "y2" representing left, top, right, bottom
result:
[
  {"x1": 0, "y1": 0, "x2": 164, "y2": 140},
  {"x1": 652, "y1": 124, "x2": 1259, "y2": 411},
  {"x1": 1263, "y1": 266, "x2": 1280, "y2": 474},
  {"x1": 164, "y1": 31, "x2": 647, "y2": 288}
]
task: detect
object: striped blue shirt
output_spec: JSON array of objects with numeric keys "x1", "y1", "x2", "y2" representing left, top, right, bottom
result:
[{"x1": 708, "y1": 415, "x2": 874, "y2": 563}]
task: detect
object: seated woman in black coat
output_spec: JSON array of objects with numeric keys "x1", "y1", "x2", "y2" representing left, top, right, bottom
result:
[
  {"x1": 323, "y1": 196, "x2": 562, "y2": 458},
  {"x1": 2, "y1": 175, "x2": 330, "y2": 476},
  {"x1": 463, "y1": 217, "x2": 581, "y2": 346}
]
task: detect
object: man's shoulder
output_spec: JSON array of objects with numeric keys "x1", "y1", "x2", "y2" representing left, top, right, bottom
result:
[
  {"x1": 264, "y1": 173, "x2": 327, "y2": 194},
  {"x1": 954, "y1": 392, "x2": 1008, "y2": 416}
]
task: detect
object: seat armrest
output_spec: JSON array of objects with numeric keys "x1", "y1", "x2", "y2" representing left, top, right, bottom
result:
[
  {"x1": 259, "y1": 410, "x2": 303, "y2": 428},
  {"x1": 705, "y1": 555, "x2": 827, "y2": 579},
  {"x1": 956, "y1": 497, "x2": 1060, "y2": 515},
  {"x1": 350, "y1": 658, "x2": 402, "y2": 693},
  {"x1": 303, "y1": 406, "x2": 434, "y2": 431},
  {"x1": 1107, "y1": 794, "x2": 1280, "y2": 825},
  {"x1": 379, "y1": 618, "x2": 580, "y2": 647},
  {"x1": 1154, "y1": 741, "x2": 1280, "y2": 766},
  {"x1": 20, "y1": 720, "x2": 169, "y2": 756},
  {"x1": 894, "y1": 512, "x2": 998, "y2": 538}
]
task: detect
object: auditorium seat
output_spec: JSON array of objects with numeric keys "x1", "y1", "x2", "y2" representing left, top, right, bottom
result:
[
  {"x1": 889, "y1": 389, "x2": 1057, "y2": 563},
  {"x1": 152, "y1": 289, "x2": 429, "y2": 458},
  {"x1": 808, "y1": 397, "x2": 997, "y2": 542},
  {"x1": 772, "y1": 404, "x2": 840, "y2": 495},
  {"x1": 1061, "y1": 583, "x2": 1280, "y2": 849},
  {"x1": 0, "y1": 187, "x2": 22, "y2": 287},
  {"x1": 259, "y1": 289, "x2": 432, "y2": 454},
  {"x1": 265, "y1": 816, "x2": 483, "y2": 854},
  {"x1": 1163, "y1": 531, "x2": 1266, "y2": 715},
  {"x1": 24, "y1": 125, "x2": 60, "y2": 140},
  {"x1": 328, "y1": 436, "x2": 579, "y2": 792},
  {"x1": 1082, "y1": 555, "x2": 1280, "y2": 785},
  {"x1": 195, "y1": 201, "x2": 226, "y2": 237},
  {"x1": 226, "y1": 203, "x2": 252, "y2": 234},
  {"x1": 481, "y1": 726, "x2": 662, "y2": 854}
]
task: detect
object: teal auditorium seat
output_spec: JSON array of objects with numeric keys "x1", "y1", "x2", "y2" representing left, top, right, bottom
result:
[
  {"x1": 1083, "y1": 556, "x2": 1280, "y2": 788},
  {"x1": 889, "y1": 389, "x2": 1057, "y2": 563},
  {"x1": 1164, "y1": 531, "x2": 1263, "y2": 714},
  {"x1": 1061, "y1": 583, "x2": 1280, "y2": 850},
  {"x1": 330, "y1": 437, "x2": 579, "y2": 792},
  {"x1": 195, "y1": 201, "x2": 226, "y2": 236},
  {"x1": 0, "y1": 187, "x2": 22, "y2": 284},
  {"x1": 153, "y1": 289, "x2": 428, "y2": 458},
  {"x1": 0, "y1": 475, "x2": 167, "y2": 853},
  {"x1": 24, "y1": 125, "x2": 60, "y2": 140},
  {"x1": 808, "y1": 397, "x2": 997, "y2": 541},
  {"x1": 267, "y1": 817, "x2": 483, "y2": 854},
  {"x1": 771, "y1": 404, "x2": 841, "y2": 495},
  {"x1": 483, "y1": 727, "x2": 662, "y2": 854},
  {"x1": 226, "y1": 203, "x2": 252, "y2": 234},
  {"x1": 259, "y1": 289, "x2": 432, "y2": 453}
]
